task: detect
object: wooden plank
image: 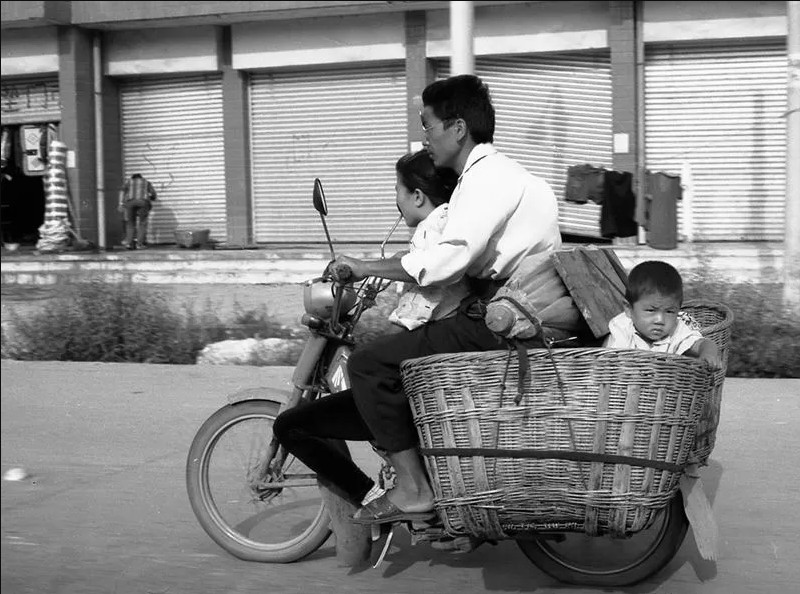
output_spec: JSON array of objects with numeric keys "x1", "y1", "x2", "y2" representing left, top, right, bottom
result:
[
  {"x1": 601, "y1": 247, "x2": 630, "y2": 292},
  {"x1": 583, "y1": 383, "x2": 610, "y2": 536},
  {"x1": 582, "y1": 249, "x2": 627, "y2": 297},
  {"x1": 610, "y1": 384, "x2": 640, "y2": 535},
  {"x1": 461, "y1": 387, "x2": 504, "y2": 538},
  {"x1": 680, "y1": 463, "x2": 720, "y2": 561},
  {"x1": 632, "y1": 387, "x2": 668, "y2": 531},
  {"x1": 551, "y1": 246, "x2": 629, "y2": 337},
  {"x1": 435, "y1": 388, "x2": 470, "y2": 532}
]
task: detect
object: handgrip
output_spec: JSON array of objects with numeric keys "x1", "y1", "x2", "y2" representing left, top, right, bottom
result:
[{"x1": 330, "y1": 263, "x2": 352, "y2": 283}]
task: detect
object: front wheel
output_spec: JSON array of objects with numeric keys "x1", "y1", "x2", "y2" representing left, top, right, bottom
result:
[
  {"x1": 516, "y1": 495, "x2": 688, "y2": 587},
  {"x1": 186, "y1": 399, "x2": 331, "y2": 563}
]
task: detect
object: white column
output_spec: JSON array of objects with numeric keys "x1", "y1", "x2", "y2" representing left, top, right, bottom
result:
[
  {"x1": 785, "y1": 1, "x2": 800, "y2": 313},
  {"x1": 450, "y1": 1, "x2": 474, "y2": 75},
  {"x1": 93, "y1": 33, "x2": 106, "y2": 249}
]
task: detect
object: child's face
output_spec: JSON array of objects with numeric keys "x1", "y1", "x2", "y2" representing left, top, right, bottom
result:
[
  {"x1": 626, "y1": 292, "x2": 681, "y2": 343},
  {"x1": 395, "y1": 175, "x2": 424, "y2": 228}
]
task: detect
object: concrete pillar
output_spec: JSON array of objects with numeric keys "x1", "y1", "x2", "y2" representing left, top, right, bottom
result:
[
  {"x1": 100, "y1": 73, "x2": 124, "y2": 247},
  {"x1": 785, "y1": 1, "x2": 800, "y2": 313},
  {"x1": 219, "y1": 26, "x2": 253, "y2": 246},
  {"x1": 450, "y1": 1, "x2": 474, "y2": 75},
  {"x1": 405, "y1": 11, "x2": 434, "y2": 152},
  {"x1": 608, "y1": 1, "x2": 639, "y2": 176},
  {"x1": 608, "y1": 1, "x2": 643, "y2": 245},
  {"x1": 57, "y1": 26, "x2": 97, "y2": 243}
]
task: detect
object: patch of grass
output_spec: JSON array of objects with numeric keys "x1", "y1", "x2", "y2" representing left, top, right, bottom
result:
[
  {"x1": 3, "y1": 275, "x2": 796, "y2": 378},
  {"x1": 684, "y1": 276, "x2": 799, "y2": 378},
  {"x1": 0, "y1": 280, "x2": 290, "y2": 364}
]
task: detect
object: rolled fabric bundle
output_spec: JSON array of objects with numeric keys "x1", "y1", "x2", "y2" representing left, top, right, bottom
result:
[
  {"x1": 42, "y1": 140, "x2": 70, "y2": 224},
  {"x1": 484, "y1": 251, "x2": 582, "y2": 340},
  {"x1": 36, "y1": 140, "x2": 73, "y2": 252}
]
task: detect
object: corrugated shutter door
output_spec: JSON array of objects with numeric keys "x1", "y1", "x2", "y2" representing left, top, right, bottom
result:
[
  {"x1": 120, "y1": 75, "x2": 226, "y2": 245},
  {"x1": 249, "y1": 65, "x2": 408, "y2": 243},
  {"x1": 436, "y1": 52, "x2": 612, "y2": 238},
  {"x1": 0, "y1": 75, "x2": 60, "y2": 125},
  {"x1": 645, "y1": 42, "x2": 786, "y2": 241}
]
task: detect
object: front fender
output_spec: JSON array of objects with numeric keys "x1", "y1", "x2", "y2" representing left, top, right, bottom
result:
[{"x1": 226, "y1": 387, "x2": 291, "y2": 406}]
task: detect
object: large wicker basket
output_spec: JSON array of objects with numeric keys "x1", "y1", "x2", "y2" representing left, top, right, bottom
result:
[
  {"x1": 682, "y1": 300, "x2": 733, "y2": 462},
  {"x1": 402, "y1": 341, "x2": 719, "y2": 541}
]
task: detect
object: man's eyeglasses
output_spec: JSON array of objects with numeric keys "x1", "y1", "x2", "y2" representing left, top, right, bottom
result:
[{"x1": 420, "y1": 116, "x2": 457, "y2": 137}]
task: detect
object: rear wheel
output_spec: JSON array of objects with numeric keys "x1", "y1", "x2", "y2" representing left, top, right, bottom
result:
[
  {"x1": 516, "y1": 496, "x2": 688, "y2": 587},
  {"x1": 186, "y1": 399, "x2": 333, "y2": 563}
]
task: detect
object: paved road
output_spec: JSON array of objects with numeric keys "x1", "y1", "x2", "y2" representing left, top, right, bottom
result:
[{"x1": 1, "y1": 360, "x2": 798, "y2": 594}]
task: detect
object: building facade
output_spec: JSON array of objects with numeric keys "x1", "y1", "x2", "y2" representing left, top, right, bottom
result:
[{"x1": 0, "y1": 1, "x2": 791, "y2": 249}]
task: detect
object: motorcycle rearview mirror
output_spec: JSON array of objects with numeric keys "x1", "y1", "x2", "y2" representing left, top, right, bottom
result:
[
  {"x1": 380, "y1": 214, "x2": 404, "y2": 259},
  {"x1": 312, "y1": 178, "x2": 328, "y2": 216},
  {"x1": 313, "y1": 178, "x2": 336, "y2": 261}
]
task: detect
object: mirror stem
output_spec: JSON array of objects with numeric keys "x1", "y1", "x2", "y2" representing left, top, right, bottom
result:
[{"x1": 319, "y1": 214, "x2": 336, "y2": 261}]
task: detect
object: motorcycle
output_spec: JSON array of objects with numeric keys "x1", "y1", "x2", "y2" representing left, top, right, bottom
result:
[{"x1": 186, "y1": 178, "x2": 696, "y2": 587}]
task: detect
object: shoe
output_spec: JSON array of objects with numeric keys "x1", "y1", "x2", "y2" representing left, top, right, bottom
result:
[
  {"x1": 120, "y1": 243, "x2": 134, "y2": 250},
  {"x1": 350, "y1": 493, "x2": 435, "y2": 525}
]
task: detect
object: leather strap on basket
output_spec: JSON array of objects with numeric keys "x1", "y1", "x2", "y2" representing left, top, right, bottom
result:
[{"x1": 495, "y1": 296, "x2": 589, "y2": 489}]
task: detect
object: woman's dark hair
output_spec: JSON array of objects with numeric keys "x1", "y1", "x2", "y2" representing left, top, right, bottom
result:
[
  {"x1": 625, "y1": 260, "x2": 684, "y2": 305},
  {"x1": 421, "y1": 74, "x2": 495, "y2": 144},
  {"x1": 395, "y1": 150, "x2": 458, "y2": 207}
]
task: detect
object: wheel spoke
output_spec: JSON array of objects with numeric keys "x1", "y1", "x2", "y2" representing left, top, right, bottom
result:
[{"x1": 187, "y1": 401, "x2": 332, "y2": 561}]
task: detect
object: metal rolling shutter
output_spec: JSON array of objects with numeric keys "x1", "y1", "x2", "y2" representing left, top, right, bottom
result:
[
  {"x1": 436, "y1": 52, "x2": 612, "y2": 238},
  {"x1": 645, "y1": 41, "x2": 786, "y2": 241},
  {"x1": 249, "y1": 64, "x2": 408, "y2": 243},
  {"x1": 120, "y1": 75, "x2": 226, "y2": 245},
  {"x1": 0, "y1": 75, "x2": 60, "y2": 125}
]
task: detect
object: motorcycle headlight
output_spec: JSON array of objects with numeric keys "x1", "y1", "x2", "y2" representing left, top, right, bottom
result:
[{"x1": 303, "y1": 278, "x2": 356, "y2": 320}]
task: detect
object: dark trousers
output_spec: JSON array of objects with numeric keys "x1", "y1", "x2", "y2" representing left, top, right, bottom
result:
[
  {"x1": 273, "y1": 297, "x2": 507, "y2": 504},
  {"x1": 122, "y1": 198, "x2": 152, "y2": 246},
  {"x1": 272, "y1": 391, "x2": 375, "y2": 506}
]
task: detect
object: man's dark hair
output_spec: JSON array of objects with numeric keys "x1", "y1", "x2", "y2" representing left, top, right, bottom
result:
[
  {"x1": 422, "y1": 74, "x2": 495, "y2": 144},
  {"x1": 626, "y1": 260, "x2": 684, "y2": 305},
  {"x1": 395, "y1": 150, "x2": 458, "y2": 207},
  {"x1": 131, "y1": 173, "x2": 142, "y2": 179}
]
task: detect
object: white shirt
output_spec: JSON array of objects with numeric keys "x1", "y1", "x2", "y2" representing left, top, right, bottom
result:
[
  {"x1": 604, "y1": 311, "x2": 704, "y2": 354},
  {"x1": 389, "y1": 204, "x2": 470, "y2": 330},
  {"x1": 401, "y1": 144, "x2": 562, "y2": 287}
]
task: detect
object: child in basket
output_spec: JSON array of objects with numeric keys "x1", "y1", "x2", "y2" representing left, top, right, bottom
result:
[
  {"x1": 605, "y1": 260, "x2": 722, "y2": 369},
  {"x1": 387, "y1": 150, "x2": 469, "y2": 331}
]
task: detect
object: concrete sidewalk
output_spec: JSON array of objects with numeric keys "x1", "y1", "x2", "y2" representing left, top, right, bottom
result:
[
  {"x1": 1, "y1": 360, "x2": 799, "y2": 594},
  {"x1": 0, "y1": 241, "x2": 785, "y2": 286}
]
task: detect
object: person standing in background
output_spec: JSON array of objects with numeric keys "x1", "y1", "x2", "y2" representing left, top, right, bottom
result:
[{"x1": 119, "y1": 173, "x2": 157, "y2": 250}]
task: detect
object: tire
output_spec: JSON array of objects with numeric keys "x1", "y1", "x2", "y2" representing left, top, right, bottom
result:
[
  {"x1": 516, "y1": 496, "x2": 688, "y2": 587},
  {"x1": 186, "y1": 399, "x2": 332, "y2": 563}
]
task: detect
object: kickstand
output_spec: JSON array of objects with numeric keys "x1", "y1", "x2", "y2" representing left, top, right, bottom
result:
[{"x1": 372, "y1": 524, "x2": 396, "y2": 569}]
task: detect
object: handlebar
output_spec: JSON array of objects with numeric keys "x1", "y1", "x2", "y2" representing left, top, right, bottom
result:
[{"x1": 327, "y1": 262, "x2": 353, "y2": 284}]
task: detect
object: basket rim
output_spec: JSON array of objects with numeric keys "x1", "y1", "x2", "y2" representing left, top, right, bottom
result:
[
  {"x1": 400, "y1": 344, "x2": 716, "y2": 372},
  {"x1": 681, "y1": 299, "x2": 734, "y2": 334}
]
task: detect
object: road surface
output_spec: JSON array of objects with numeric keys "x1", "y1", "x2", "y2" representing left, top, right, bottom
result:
[{"x1": 1, "y1": 361, "x2": 798, "y2": 594}]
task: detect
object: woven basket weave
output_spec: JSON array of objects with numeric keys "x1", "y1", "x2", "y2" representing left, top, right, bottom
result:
[
  {"x1": 681, "y1": 301, "x2": 733, "y2": 463},
  {"x1": 402, "y1": 343, "x2": 717, "y2": 541}
]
